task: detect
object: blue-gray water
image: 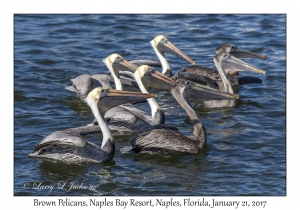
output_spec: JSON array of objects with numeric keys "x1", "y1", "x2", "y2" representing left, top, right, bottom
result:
[{"x1": 14, "y1": 14, "x2": 286, "y2": 196}]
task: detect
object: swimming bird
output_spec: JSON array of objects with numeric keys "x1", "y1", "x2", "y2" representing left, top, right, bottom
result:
[
  {"x1": 105, "y1": 65, "x2": 177, "y2": 133},
  {"x1": 65, "y1": 74, "x2": 112, "y2": 101},
  {"x1": 172, "y1": 43, "x2": 267, "y2": 87},
  {"x1": 112, "y1": 35, "x2": 196, "y2": 91},
  {"x1": 120, "y1": 37, "x2": 266, "y2": 90},
  {"x1": 114, "y1": 35, "x2": 196, "y2": 88},
  {"x1": 28, "y1": 88, "x2": 154, "y2": 164},
  {"x1": 65, "y1": 54, "x2": 143, "y2": 131},
  {"x1": 150, "y1": 35, "x2": 196, "y2": 77},
  {"x1": 202, "y1": 51, "x2": 265, "y2": 108},
  {"x1": 216, "y1": 44, "x2": 267, "y2": 66},
  {"x1": 120, "y1": 79, "x2": 238, "y2": 154},
  {"x1": 67, "y1": 54, "x2": 175, "y2": 133},
  {"x1": 65, "y1": 55, "x2": 156, "y2": 98},
  {"x1": 65, "y1": 54, "x2": 137, "y2": 100}
]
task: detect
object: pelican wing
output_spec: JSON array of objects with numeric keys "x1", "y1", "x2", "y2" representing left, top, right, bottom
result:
[
  {"x1": 29, "y1": 131, "x2": 88, "y2": 157},
  {"x1": 28, "y1": 130, "x2": 113, "y2": 163},
  {"x1": 173, "y1": 65, "x2": 221, "y2": 81},
  {"x1": 174, "y1": 72, "x2": 219, "y2": 89},
  {"x1": 91, "y1": 74, "x2": 112, "y2": 89},
  {"x1": 128, "y1": 129, "x2": 199, "y2": 154},
  {"x1": 104, "y1": 104, "x2": 155, "y2": 132}
]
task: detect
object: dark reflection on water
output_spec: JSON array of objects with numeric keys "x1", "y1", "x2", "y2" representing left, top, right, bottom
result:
[{"x1": 14, "y1": 14, "x2": 286, "y2": 196}]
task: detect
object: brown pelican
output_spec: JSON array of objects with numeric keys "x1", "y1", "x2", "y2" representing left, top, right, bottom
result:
[
  {"x1": 150, "y1": 35, "x2": 195, "y2": 77},
  {"x1": 67, "y1": 54, "x2": 175, "y2": 133},
  {"x1": 113, "y1": 35, "x2": 195, "y2": 88},
  {"x1": 120, "y1": 79, "x2": 238, "y2": 154},
  {"x1": 202, "y1": 51, "x2": 265, "y2": 108},
  {"x1": 65, "y1": 54, "x2": 142, "y2": 131},
  {"x1": 216, "y1": 43, "x2": 267, "y2": 64},
  {"x1": 109, "y1": 35, "x2": 196, "y2": 89},
  {"x1": 65, "y1": 54, "x2": 138, "y2": 100},
  {"x1": 102, "y1": 53, "x2": 139, "y2": 90},
  {"x1": 172, "y1": 43, "x2": 268, "y2": 87},
  {"x1": 28, "y1": 88, "x2": 155, "y2": 164},
  {"x1": 100, "y1": 64, "x2": 177, "y2": 132},
  {"x1": 65, "y1": 74, "x2": 112, "y2": 101},
  {"x1": 120, "y1": 38, "x2": 267, "y2": 90},
  {"x1": 65, "y1": 55, "x2": 159, "y2": 98}
]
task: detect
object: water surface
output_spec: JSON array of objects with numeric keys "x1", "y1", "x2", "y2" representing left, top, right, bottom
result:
[{"x1": 14, "y1": 14, "x2": 286, "y2": 196}]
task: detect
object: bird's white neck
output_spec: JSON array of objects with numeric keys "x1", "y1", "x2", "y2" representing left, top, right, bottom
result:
[
  {"x1": 150, "y1": 40, "x2": 171, "y2": 75},
  {"x1": 134, "y1": 72, "x2": 160, "y2": 117},
  {"x1": 87, "y1": 98, "x2": 113, "y2": 149},
  {"x1": 112, "y1": 74, "x2": 122, "y2": 90},
  {"x1": 103, "y1": 59, "x2": 123, "y2": 90}
]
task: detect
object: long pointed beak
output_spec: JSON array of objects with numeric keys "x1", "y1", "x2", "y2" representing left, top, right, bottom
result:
[
  {"x1": 185, "y1": 82, "x2": 239, "y2": 102},
  {"x1": 113, "y1": 59, "x2": 138, "y2": 76},
  {"x1": 98, "y1": 89, "x2": 155, "y2": 115},
  {"x1": 150, "y1": 70, "x2": 176, "y2": 86},
  {"x1": 107, "y1": 89, "x2": 155, "y2": 98},
  {"x1": 158, "y1": 41, "x2": 195, "y2": 64},
  {"x1": 231, "y1": 48, "x2": 268, "y2": 60},
  {"x1": 223, "y1": 55, "x2": 266, "y2": 75},
  {"x1": 193, "y1": 82, "x2": 239, "y2": 99},
  {"x1": 141, "y1": 69, "x2": 176, "y2": 91}
]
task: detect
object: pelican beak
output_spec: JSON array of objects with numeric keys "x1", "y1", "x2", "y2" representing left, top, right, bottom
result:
[
  {"x1": 151, "y1": 70, "x2": 176, "y2": 86},
  {"x1": 184, "y1": 81, "x2": 239, "y2": 101},
  {"x1": 98, "y1": 89, "x2": 155, "y2": 115},
  {"x1": 157, "y1": 40, "x2": 195, "y2": 64},
  {"x1": 223, "y1": 55, "x2": 266, "y2": 75},
  {"x1": 113, "y1": 59, "x2": 138, "y2": 76},
  {"x1": 142, "y1": 69, "x2": 176, "y2": 91},
  {"x1": 231, "y1": 48, "x2": 268, "y2": 60},
  {"x1": 106, "y1": 89, "x2": 155, "y2": 98}
]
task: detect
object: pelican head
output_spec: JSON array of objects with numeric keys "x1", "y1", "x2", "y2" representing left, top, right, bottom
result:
[
  {"x1": 150, "y1": 35, "x2": 195, "y2": 77},
  {"x1": 216, "y1": 44, "x2": 268, "y2": 60},
  {"x1": 214, "y1": 52, "x2": 266, "y2": 75},
  {"x1": 175, "y1": 78, "x2": 239, "y2": 102},
  {"x1": 136, "y1": 65, "x2": 176, "y2": 91},
  {"x1": 103, "y1": 54, "x2": 138, "y2": 77},
  {"x1": 151, "y1": 35, "x2": 195, "y2": 64}
]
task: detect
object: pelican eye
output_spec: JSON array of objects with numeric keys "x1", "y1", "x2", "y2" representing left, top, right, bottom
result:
[
  {"x1": 39, "y1": 147, "x2": 51, "y2": 154},
  {"x1": 148, "y1": 68, "x2": 155, "y2": 73},
  {"x1": 160, "y1": 38, "x2": 167, "y2": 44},
  {"x1": 186, "y1": 81, "x2": 194, "y2": 89},
  {"x1": 115, "y1": 56, "x2": 123, "y2": 63}
]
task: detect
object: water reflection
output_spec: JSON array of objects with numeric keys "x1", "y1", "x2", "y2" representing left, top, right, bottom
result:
[
  {"x1": 38, "y1": 160, "x2": 87, "y2": 179},
  {"x1": 65, "y1": 96, "x2": 91, "y2": 116}
]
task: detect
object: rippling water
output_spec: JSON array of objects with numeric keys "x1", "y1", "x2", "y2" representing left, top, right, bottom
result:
[{"x1": 14, "y1": 14, "x2": 286, "y2": 196}]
